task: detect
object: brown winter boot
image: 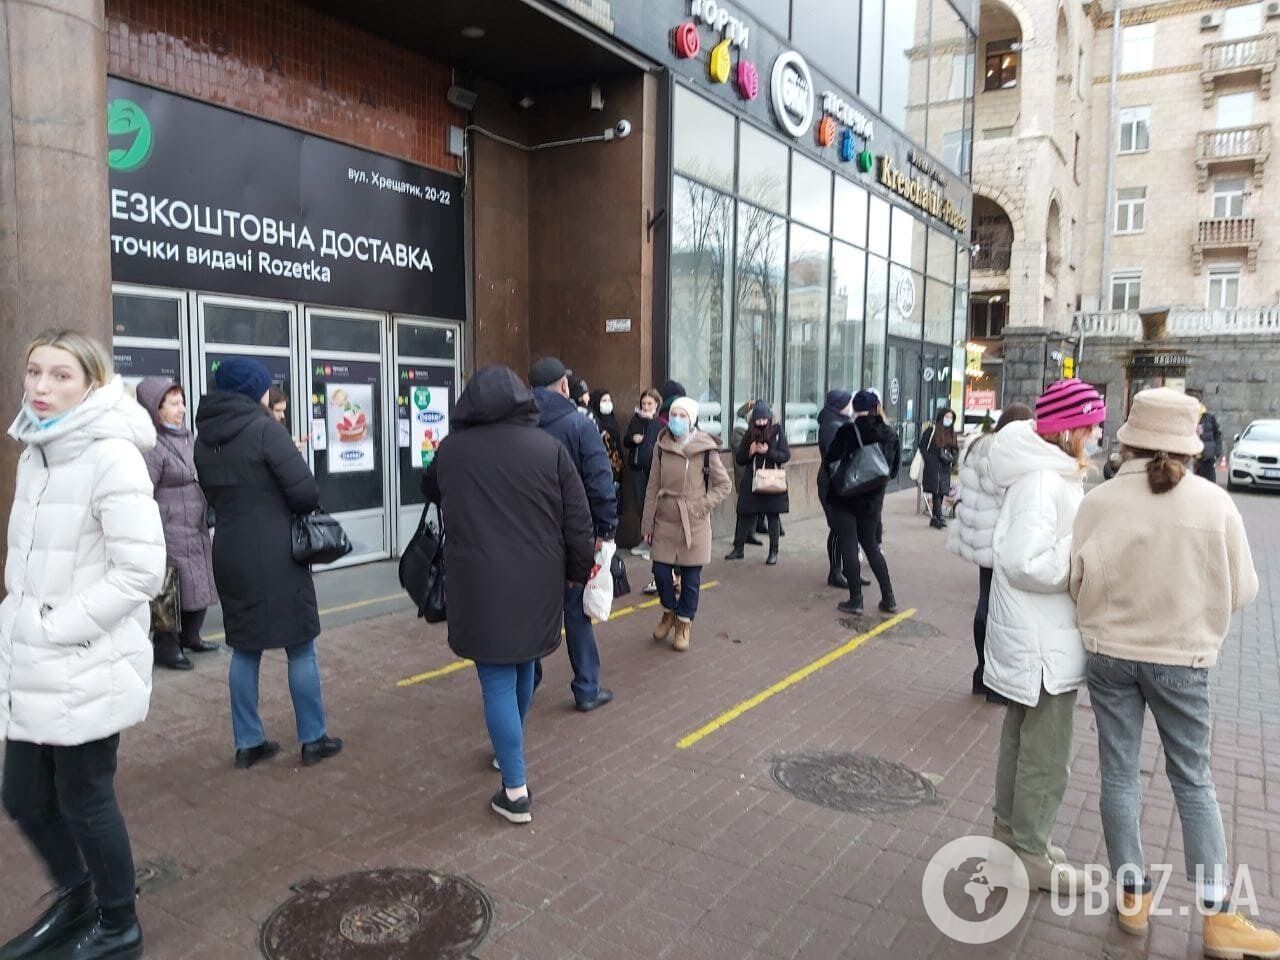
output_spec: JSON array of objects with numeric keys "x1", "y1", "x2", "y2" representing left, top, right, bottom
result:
[
  {"x1": 653, "y1": 610, "x2": 677, "y2": 643},
  {"x1": 1202, "y1": 911, "x2": 1280, "y2": 959},
  {"x1": 672, "y1": 619, "x2": 691, "y2": 652}
]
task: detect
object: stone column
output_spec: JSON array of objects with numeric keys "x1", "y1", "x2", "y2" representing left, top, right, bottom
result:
[{"x1": 0, "y1": 1, "x2": 111, "y2": 581}]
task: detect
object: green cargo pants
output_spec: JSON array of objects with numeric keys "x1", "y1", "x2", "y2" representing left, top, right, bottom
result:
[{"x1": 993, "y1": 686, "x2": 1078, "y2": 856}]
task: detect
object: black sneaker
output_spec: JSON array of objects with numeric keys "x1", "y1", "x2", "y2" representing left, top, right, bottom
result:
[
  {"x1": 301, "y1": 736, "x2": 343, "y2": 767},
  {"x1": 490, "y1": 789, "x2": 532, "y2": 824},
  {"x1": 233, "y1": 740, "x2": 281, "y2": 770},
  {"x1": 879, "y1": 598, "x2": 899, "y2": 615},
  {"x1": 837, "y1": 599, "x2": 864, "y2": 615}
]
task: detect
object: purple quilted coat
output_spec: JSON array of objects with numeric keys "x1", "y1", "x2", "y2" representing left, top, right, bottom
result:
[{"x1": 135, "y1": 378, "x2": 218, "y2": 611}]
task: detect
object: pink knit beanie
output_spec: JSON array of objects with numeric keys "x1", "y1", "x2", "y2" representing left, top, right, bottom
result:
[{"x1": 1034, "y1": 378, "x2": 1107, "y2": 435}]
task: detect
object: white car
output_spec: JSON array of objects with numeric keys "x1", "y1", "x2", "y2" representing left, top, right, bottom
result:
[{"x1": 1228, "y1": 419, "x2": 1280, "y2": 491}]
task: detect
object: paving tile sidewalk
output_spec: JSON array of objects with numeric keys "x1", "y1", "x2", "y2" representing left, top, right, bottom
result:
[{"x1": 2, "y1": 488, "x2": 1277, "y2": 959}]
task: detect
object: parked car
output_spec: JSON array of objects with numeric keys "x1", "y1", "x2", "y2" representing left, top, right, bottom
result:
[{"x1": 1228, "y1": 419, "x2": 1280, "y2": 491}]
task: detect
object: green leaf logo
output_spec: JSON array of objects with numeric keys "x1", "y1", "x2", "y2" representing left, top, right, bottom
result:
[{"x1": 107, "y1": 99, "x2": 153, "y2": 172}]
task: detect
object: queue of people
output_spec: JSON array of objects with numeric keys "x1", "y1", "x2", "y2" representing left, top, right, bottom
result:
[{"x1": 2, "y1": 329, "x2": 1271, "y2": 959}]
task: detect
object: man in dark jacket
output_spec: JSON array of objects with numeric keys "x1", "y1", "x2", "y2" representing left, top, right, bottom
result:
[
  {"x1": 1187, "y1": 388, "x2": 1221, "y2": 482},
  {"x1": 422, "y1": 366, "x2": 593, "y2": 823},
  {"x1": 194, "y1": 357, "x2": 342, "y2": 770},
  {"x1": 530, "y1": 357, "x2": 618, "y2": 712}
]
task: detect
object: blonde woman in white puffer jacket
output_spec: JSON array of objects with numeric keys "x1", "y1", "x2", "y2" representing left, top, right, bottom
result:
[
  {"x1": 0, "y1": 330, "x2": 164, "y2": 960},
  {"x1": 947, "y1": 404, "x2": 1033, "y2": 704}
]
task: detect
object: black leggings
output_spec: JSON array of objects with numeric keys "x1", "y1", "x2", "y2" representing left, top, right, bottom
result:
[
  {"x1": 930, "y1": 492, "x2": 945, "y2": 521},
  {"x1": 974, "y1": 566, "x2": 994, "y2": 691},
  {"x1": 831, "y1": 498, "x2": 893, "y2": 602},
  {"x1": 180, "y1": 609, "x2": 207, "y2": 648},
  {"x1": 2, "y1": 736, "x2": 137, "y2": 910},
  {"x1": 735, "y1": 513, "x2": 780, "y2": 550}
]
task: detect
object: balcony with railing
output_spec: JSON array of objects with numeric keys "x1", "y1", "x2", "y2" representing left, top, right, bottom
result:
[
  {"x1": 1193, "y1": 217, "x2": 1260, "y2": 272},
  {"x1": 972, "y1": 242, "x2": 1012, "y2": 272},
  {"x1": 1075, "y1": 306, "x2": 1280, "y2": 339},
  {"x1": 1201, "y1": 33, "x2": 1276, "y2": 106},
  {"x1": 1195, "y1": 123, "x2": 1270, "y2": 189}
]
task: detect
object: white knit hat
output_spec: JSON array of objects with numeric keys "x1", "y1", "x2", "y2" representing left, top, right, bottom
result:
[{"x1": 669, "y1": 396, "x2": 699, "y2": 424}]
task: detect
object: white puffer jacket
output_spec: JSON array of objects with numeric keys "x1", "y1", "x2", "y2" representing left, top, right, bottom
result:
[
  {"x1": 947, "y1": 433, "x2": 1000, "y2": 567},
  {"x1": 983, "y1": 421, "x2": 1087, "y2": 707},
  {"x1": 0, "y1": 377, "x2": 165, "y2": 745}
]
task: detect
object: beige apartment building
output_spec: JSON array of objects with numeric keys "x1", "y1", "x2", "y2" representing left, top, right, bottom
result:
[{"x1": 968, "y1": 0, "x2": 1280, "y2": 440}]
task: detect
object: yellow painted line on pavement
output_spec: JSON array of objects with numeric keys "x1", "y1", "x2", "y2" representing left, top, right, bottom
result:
[
  {"x1": 395, "y1": 580, "x2": 721, "y2": 688},
  {"x1": 675, "y1": 607, "x2": 917, "y2": 750},
  {"x1": 203, "y1": 592, "x2": 408, "y2": 644}
]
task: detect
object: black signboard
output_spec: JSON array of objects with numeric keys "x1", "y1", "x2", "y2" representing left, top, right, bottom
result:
[
  {"x1": 114, "y1": 345, "x2": 181, "y2": 385},
  {"x1": 107, "y1": 77, "x2": 465, "y2": 319}
]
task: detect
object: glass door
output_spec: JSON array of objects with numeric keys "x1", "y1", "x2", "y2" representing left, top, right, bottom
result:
[
  {"x1": 194, "y1": 295, "x2": 297, "y2": 424},
  {"x1": 111, "y1": 285, "x2": 188, "y2": 406},
  {"x1": 392, "y1": 317, "x2": 460, "y2": 554},
  {"x1": 885, "y1": 337, "x2": 922, "y2": 490},
  {"x1": 304, "y1": 308, "x2": 390, "y2": 567}
]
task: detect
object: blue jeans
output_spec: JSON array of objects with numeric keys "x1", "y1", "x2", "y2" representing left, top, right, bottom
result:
[
  {"x1": 653, "y1": 562, "x2": 702, "y2": 620},
  {"x1": 539, "y1": 583, "x2": 601, "y2": 705},
  {"x1": 229, "y1": 640, "x2": 327, "y2": 750},
  {"x1": 1087, "y1": 653, "x2": 1227, "y2": 888},
  {"x1": 475, "y1": 661, "x2": 536, "y2": 788}
]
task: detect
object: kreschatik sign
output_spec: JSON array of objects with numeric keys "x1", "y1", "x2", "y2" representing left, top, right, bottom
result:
[{"x1": 106, "y1": 77, "x2": 465, "y2": 319}]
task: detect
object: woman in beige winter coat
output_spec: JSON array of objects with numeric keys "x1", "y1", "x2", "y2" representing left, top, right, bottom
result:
[{"x1": 640, "y1": 397, "x2": 732, "y2": 651}]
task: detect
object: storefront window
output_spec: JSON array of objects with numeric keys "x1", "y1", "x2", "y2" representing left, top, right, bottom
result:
[
  {"x1": 927, "y1": 229, "x2": 956, "y2": 283},
  {"x1": 203, "y1": 304, "x2": 290, "y2": 347},
  {"x1": 112, "y1": 293, "x2": 180, "y2": 340},
  {"x1": 829, "y1": 241, "x2": 866, "y2": 392},
  {"x1": 888, "y1": 264, "x2": 924, "y2": 339},
  {"x1": 734, "y1": 201, "x2": 787, "y2": 422},
  {"x1": 864, "y1": 254, "x2": 889, "y2": 393},
  {"x1": 891, "y1": 205, "x2": 927, "y2": 275},
  {"x1": 397, "y1": 323, "x2": 456, "y2": 360},
  {"x1": 673, "y1": 87, "x2": 735, "y2": 191},
  {"x1": 739, "y1": 123, "x2": 788, "y2": 214},
  {"x1": 670, "y1": 175, "x2": 734, "y2": 431},
  {"x1": 833, "y1": 177, "x2": 868, "y2": 247},
  {"x1": 793, "y1": 0, "x2": 860, "y2": 93},
  {"x1": 790, "y1": 153, "x2": 832, "y2": 233},
  {"x1": 925, "y1": 278, "x2": 953, "y2": 343},
  {"x1": 786, "y1": 225, "x2": 830, "y2": 443},
  {"x1": 868, "y1": 195, "x2": 891, "y2": 258}
]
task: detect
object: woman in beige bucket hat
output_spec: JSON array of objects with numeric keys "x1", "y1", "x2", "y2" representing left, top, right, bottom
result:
[{"x1": 1069, "y1": 387, "x2": 1275, "y2": 958}]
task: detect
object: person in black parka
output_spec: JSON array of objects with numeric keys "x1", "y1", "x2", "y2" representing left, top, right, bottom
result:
[
  {"x1": 817, "y1": 389, "x2": 853, "y2": 587},
  {"x1": 824, "y1": 390, "x2": 901, "y2": 615},
  {"x1": 725, "y1": 400, "x2": 790, "y2": 565},
  {"x1": 421, "y1": 365, "x2": 594, "y2": 824},
  {"x1": 193, "y1": 358, "x2": 342, "y2": 771},
  {"x1": 919, "y1": 407, "x2": 959, "y2": 528}
]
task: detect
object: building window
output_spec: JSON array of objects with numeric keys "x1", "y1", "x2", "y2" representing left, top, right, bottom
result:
[
  {"x1": 942, "y1": 130, "x2": 972, "y2": 175},
  {"x1": 673, "y1": 86, "x2": 735, "y2": 191},
  {"x1": 968, "y1": 296, "x2": 1007, "y2": 338},
  {"x1": 949, "y1": 52, "x2": 975, "y2": 99},
  {"x1": 1114, "y1": 186, "x2": 1146, "y2": 233},
  {"x1": 1110, "y1": 271, "x2": 1142, "y2": 310},
  {"x1": 1217, "y1": 92, "x2": 1255, "y2": 129},
  {"x1": 1207, "y1": 267, "x2": 1241, "y2": 308},
  {"x1": 1118, "y1": 107, "x2": 1151, "y2": 153},
  {"x1": 734, "y1": 201, "x2": 787, "y2": 427},
  {"x1": 786, "y1": 225, "x2": 830, "y2": 442},
  {"x1": 1222, "y1": 2, "x2": 1262, "y2": 40},
  {"x1": 1121, "y1": 24, "x2": 1155, "y2": 74},
  {"x1": 984, "y1": 39, "x2": 1019, "y2": 90},
  {"x1": 828, "y1": 241, "x2": 867, "y2": 392},
  {"x1": 1212, "y1": 178, "x2": 1246, "y2": 218}
]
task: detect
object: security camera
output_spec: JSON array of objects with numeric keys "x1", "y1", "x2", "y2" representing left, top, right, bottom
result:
[{"x1": 614, "y1": 119, "x2": 632, "y2": 139}]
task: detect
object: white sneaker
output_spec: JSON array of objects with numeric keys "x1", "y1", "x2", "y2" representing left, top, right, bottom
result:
[
  {"x1": 630, "y1": 545, "x2": 650, "y2": 558},
  {"x1": 642, "y1": 578, "x2": 658, "y2": 595}
]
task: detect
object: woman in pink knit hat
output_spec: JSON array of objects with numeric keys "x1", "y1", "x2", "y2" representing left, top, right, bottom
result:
[{"x1": 983, "y1": 378, "x2": 1106, "y2": 892}]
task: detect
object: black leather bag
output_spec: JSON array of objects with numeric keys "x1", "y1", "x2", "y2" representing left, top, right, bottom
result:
[
  {"x1": 291, "y1": 510, "x2": 353, "y2": 565},
  {"x1": 399, "y1": 505, "x2": 446, "y2": 623},
  {"x1": 827, "y1": 427, "x2": 891, "y2": 502},
  {"x1": 611, "y1": 552, "x2": 631, "y2": 598}
]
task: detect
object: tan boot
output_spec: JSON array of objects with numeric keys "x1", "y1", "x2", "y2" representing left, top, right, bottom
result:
[
  {"x1": 652, "y1": 610, "x2": 677, "y2": 643},
  {"x1": 672, "y1": 619, "x2": 691, "y2": 652},
  {"x1": 1202, "y1": 911, "x2": 1280, "y2": 959},
  {"x1": 992, "y1": 819, "x2": 1065, "y2": 862},
  {"x1": 1117, "y1": 890, "x2": 1153, "y2": 936}
]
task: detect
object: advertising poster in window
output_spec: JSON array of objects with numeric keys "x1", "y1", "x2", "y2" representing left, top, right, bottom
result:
[
  {"x1": 325, "y1": 382, "x2": 375, "y2": 474},
  {"x1": 397, "y1": 366, "x2": 454, "y2": 470}
]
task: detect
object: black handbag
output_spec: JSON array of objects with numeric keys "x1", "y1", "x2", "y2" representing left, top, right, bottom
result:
[
  {"x1": 398, "y1": 504, "x2": 446, "y2": 622},
  {"x1": 611, "y1": 552, "x2": 631, "y2": 598},
  {"x1": 291, "y1": 510, "x2": 353, "y2": 565},
  {"x1": 827, "y1": 427, "x2": 891, "y2": 502}
]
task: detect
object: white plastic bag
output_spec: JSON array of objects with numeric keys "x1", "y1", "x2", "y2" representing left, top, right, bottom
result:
[{"x1": 583, "y1": 540, "x2": 616, "y2": 622}]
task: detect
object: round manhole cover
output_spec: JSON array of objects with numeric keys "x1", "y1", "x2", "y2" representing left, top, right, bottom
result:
[
  {"x1": 770, "y1": 752, "x2": 937, "y2": 815},
  {"x1": 260, "y1": 868, "x2": 492, "y2": 959}
]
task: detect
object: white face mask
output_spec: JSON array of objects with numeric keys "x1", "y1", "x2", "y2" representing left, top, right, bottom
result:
[
  {"x1": 942, "y1": 416, "x2": 954, "y2": 428},
  {"x1": 1084, "y1": 438, "x2": 1102, "y2": 456},
  {"x1": 599, "y1": 401, "x2": 613, "y2": 416}
]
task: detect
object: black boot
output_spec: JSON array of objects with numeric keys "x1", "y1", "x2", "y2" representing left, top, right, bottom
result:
[
  {"x1": 182, "y1": 638, "x2": 218, "y2": 654},
  {"x1": 301, "y1": 736, "x2": 344, "y2": 767},
  {"x1": 827, "y1": 570, "x2": 849, "y2": 589},
  {"x1": 744, "y1": 534, "x2": 763, "y2": 546},
  {"x1": 765, "y1": 549, "x2": 779, "y2": 566},
  {"x1": 879, "y1": 594, "x2": 899, "y2": 615},
  {"x1": 837, "y1": 596, "x2": 864, "y2": 615},
  {"x1": 65, "y1": 908, "x2": 142, "y2": 960},
  {"x1": 724, "y1": 546, "x2": 745, "y2": 560},
  {"x1": 0, "y1": 880, "x2": 96, "y2": 959},
  {"x1": 152, "y1": 633, "x2": 192, "y2": 671}
]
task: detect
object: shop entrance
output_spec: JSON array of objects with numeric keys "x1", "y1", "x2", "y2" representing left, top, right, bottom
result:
[{"x1": 885, "y1": 338, "x2": 922, "y2": 489}]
